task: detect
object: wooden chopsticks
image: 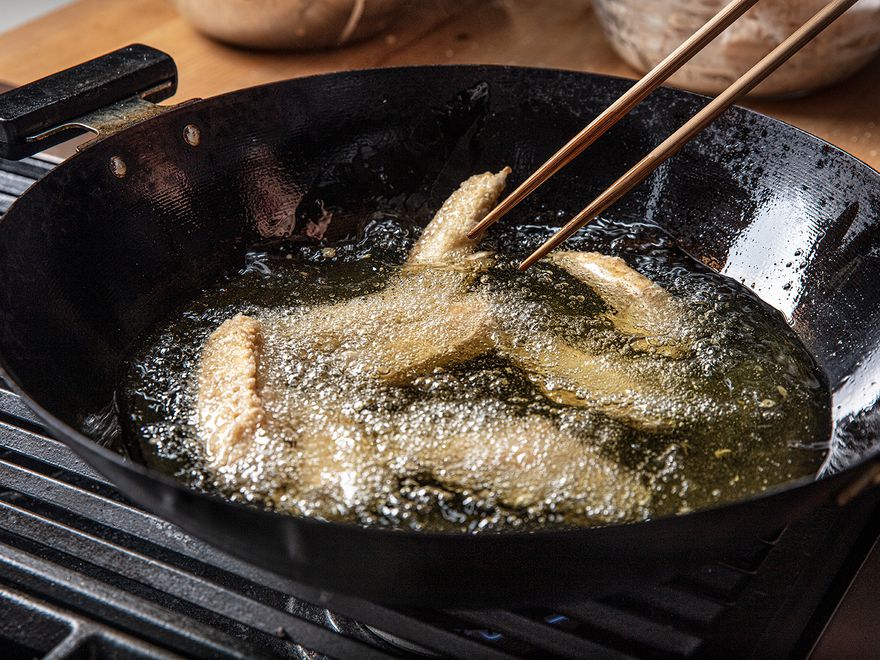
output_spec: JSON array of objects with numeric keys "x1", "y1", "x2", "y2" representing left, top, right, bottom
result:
[
  {"x1": 468, "y1": 0, "x2": 861, "y2": 270},
  {"x1": 467, "y1": 0, "x2": 761, "y2": 242}
]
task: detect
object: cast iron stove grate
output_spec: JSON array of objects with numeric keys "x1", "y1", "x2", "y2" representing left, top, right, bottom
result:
[{"x1": 0, "y1": 157, "x2": 876, "y2": 659}]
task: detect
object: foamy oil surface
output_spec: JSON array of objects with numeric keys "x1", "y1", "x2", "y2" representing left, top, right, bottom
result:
[{"x1": 121, "y1": 215, "x2": 830, "y2": 532}]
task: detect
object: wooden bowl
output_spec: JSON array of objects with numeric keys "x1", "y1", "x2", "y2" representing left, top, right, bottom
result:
[{"x1": 593, "y1": 0, "x2": 880, "y2": 97}]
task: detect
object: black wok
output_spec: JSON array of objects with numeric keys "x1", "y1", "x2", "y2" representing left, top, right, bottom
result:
[{"x1": 0, "y1": 45, "x2": 879, "y2": 607}]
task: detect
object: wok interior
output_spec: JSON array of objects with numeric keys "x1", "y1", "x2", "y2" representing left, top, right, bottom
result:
[{"x1": 1, "y1": 66, "x2": 879, "y2": 488}]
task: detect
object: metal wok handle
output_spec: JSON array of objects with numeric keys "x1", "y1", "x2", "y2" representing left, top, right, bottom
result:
[{"x1": 0, "y1": 44, "x2": 178, "y2": 160}]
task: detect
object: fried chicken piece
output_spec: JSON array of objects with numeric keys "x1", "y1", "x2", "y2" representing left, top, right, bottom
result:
[
  {"x1": 300, "y1": 272, "x2": 496, "y2": 385},
  {"x1": 489, "y1": 251, "x2": 695, "y2": 431},
  {"x1": 548, "y1": 251, "x2": 691, "y2": 358},
  {"x1": 198, "y1": 314, "x2": 389, "y2": 515},
  {"x1": 407, "y1": 167, "x2": 511, "y2": 266},
  {"x1": 276, "y1": 403, "x2": 390, "y2": 519},
  {"x1": 500, "y1": 332, "x2": 677, "y2": 433},
  {"x1": 395, "y1": 413, "x2": 650, "y2": 521},
  {"x1": 287, "y1": 169, "x2": 511, "y2": 385},
  {"x1": 197, "y1": 314, "x2": 265, "y2": 468}
]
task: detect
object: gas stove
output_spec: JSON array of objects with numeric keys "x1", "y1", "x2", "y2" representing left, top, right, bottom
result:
[{"x1": 0, "y1": 156, "x2": 877, "y2": 659}]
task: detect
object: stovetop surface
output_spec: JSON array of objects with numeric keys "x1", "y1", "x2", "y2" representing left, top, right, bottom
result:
[{"x1": 0, "y1": 157, "x2": 877, "y2": 659}]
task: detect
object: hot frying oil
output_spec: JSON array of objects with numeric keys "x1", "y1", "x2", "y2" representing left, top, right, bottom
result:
[{"x1": 121, "y1": 216, "x2": 830, "y2": 532}]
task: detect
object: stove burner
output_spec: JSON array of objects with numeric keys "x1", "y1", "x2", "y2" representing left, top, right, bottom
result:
[
  {"x1": 323, "y1": 605, "x2": 578, "y2": 656},
  {"x1": 324, "y1": 608, "x2": 440, "y2": 656},
  {"x1": 365, "y1": 625, "x2": 443, "y2": 657}
]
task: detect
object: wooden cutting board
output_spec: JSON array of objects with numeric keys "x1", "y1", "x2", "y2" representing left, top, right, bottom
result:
[{"x1": 0, "y1": 0, "x2": 877, "y2": 170}]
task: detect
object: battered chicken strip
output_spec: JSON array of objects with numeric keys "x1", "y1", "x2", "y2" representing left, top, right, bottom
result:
[
  {"x1": 275, "y1": 403, "x2": 391, "y2": 519},
  {"x1": 548, "y1": 251, "x2": 691, "y2": 358},
  {"x1": 395, "y1": 414, "x2": 650, "y2": 521},
  {"x1": 198, "y1": 314, "x2": 389, "y2": 515},
  {"x1": 288, "y1": 168, "x2": 511, "y2": 384},
  {"x1": 501, "y1": 332, "x2": 677, "y2": 433},
  {"x1": 407, "y1": 167, "x2": 511, "y2": 266},
  {"x1": 300, "y1": 272, "x2": 495, "y2": 385},
  {"x1": 197, "y1": 314, "x2": 265, "y2": 468}
]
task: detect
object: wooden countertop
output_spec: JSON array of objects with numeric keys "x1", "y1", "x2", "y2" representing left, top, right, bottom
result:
[{"x1": 0, "y1": 0, "x2": 878, "y2": 169}]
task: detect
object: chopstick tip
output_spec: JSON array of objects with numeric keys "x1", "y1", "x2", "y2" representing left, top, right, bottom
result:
[
  {"x1": 467, "y1": 211, "x2": 497, "y2": 239},
  {"x1": 520, "y1": 220, "x2": 576, "y2": 271},
  {"x1": 519, "y1": 251, "x2": 542, "y2": 271}
]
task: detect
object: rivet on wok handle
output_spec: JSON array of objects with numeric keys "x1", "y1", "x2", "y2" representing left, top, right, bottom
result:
[
  {"x1": 183, "y1": 124, "x2": 200, "y2": 147},
  {"x1": 109, "y1": 156, "x2": 127, "y2": 179}
]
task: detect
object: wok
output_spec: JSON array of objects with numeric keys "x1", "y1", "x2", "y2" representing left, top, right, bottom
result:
[{"x1": 0, "y1": 45, "x2": 878, "y2": 607}]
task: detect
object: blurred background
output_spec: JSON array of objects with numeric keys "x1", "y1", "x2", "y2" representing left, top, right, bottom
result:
[
  {"x1": 0, "y1": 1, "x2": 71, "y2": 30},
  {"x1": 0, "y1": 0, "x2": 877, "y2": 166}
]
